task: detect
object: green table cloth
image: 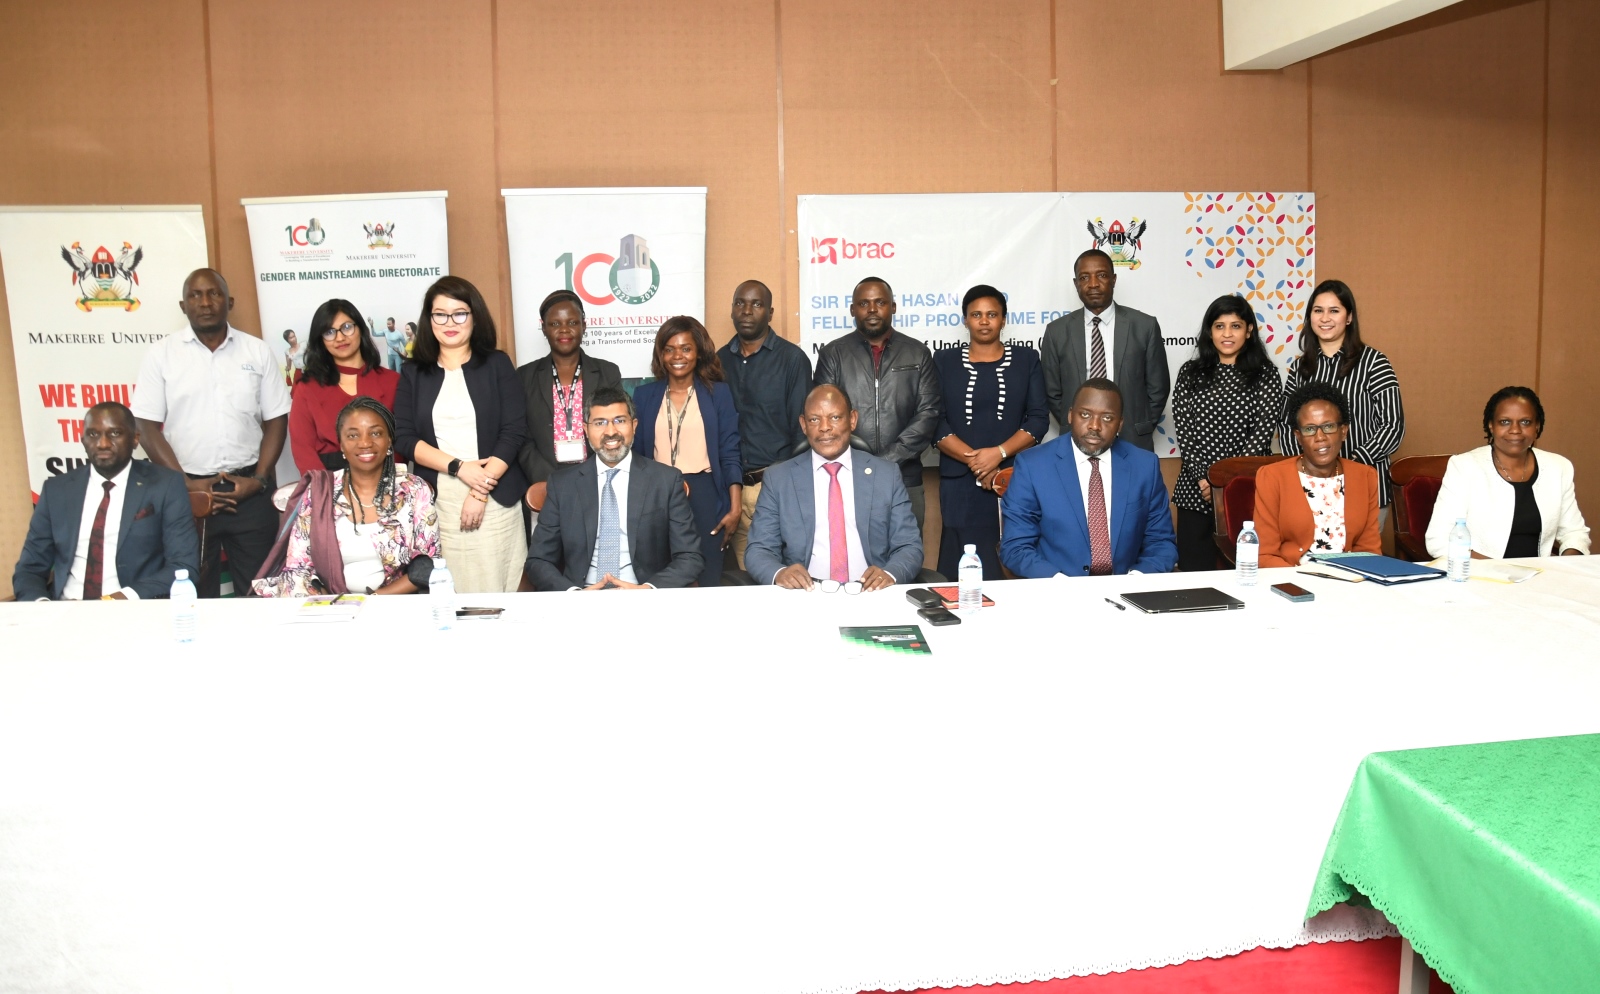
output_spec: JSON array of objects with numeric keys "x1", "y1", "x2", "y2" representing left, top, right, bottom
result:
[{"x1": 1307, "y1": 734, "x2": 1600, "y2": 994}]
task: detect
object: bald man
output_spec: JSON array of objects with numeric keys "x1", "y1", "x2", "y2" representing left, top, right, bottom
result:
[{"x1": 132, "y1": 268, "x2": 291, "y2": 596}]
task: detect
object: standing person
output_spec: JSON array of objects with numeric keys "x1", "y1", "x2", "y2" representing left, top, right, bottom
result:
[
  {"x1": 392, "y1": 275, "x2": 529, "y2": 593},
  {"x1": 717, "y1": 279, "x2": 811, "y2": 569},
  {"x1": 1255, "y1": 382, "x2": 1381, "y2": 567},
  {"x1": 287, "y1": 300, "x2": 399, "y2": 474},
  {"x1": 282, "y1": 329, "x2": 306, "y2": 384},
  {"x1": 633, "y1": 316, "x2": 742, "y2": 588},
  {"x1": 1040, "y1": 249, "x2": 1170, "y2": 450},
  {"x1": 382, "y1": 317, "x2": 407, "y2": 372},
  {"x1": 1169, "y1": 295, "x2": 1282, "y2": 571},
  {"x1": 932, "y1": 285, "x2": 1048, "y2": 580},
  {"x1": 1279, "y1": 279, "x2": 1405, "y2": 532},
  {"x1": 516, "y1": 289, "x2": 621, "y2": 501},
  {"x1": 403, "y1": 321, "x2": 416, "y2": 357},
  {"x1": 813, "y1": 276, "x2": 942, "y2": 529},
  {"x1": 132, "y1": 268, "x2": 292, "y2": 597}
]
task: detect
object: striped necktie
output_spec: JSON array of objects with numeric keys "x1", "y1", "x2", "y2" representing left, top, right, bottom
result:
[
  {"x1": 1089, "y1": 314, "x2": 1106, "y2": 380},
  {"x1": 1087, "y1": 456, "x2": 1112, "y2": 576}
]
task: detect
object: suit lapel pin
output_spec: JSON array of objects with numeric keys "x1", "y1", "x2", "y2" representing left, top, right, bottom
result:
[{"x1": 863, "y1": 467, "x2": 871, "y2": 475}]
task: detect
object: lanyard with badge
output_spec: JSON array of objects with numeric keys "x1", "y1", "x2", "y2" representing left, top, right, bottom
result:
[
  {"x1": 553, "y1": 364, "x2": 586, "y2": 464},
  {"x1": 663, "y1": 389, "x2": 692, "y2": 467}
]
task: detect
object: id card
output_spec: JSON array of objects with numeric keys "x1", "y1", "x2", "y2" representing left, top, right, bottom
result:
[{"x1": 556, "y1": 439, "x2": 586, "y2": 463}]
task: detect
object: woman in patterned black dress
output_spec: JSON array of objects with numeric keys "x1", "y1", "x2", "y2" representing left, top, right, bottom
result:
[
  {"x1": 933, "y1": 285, "x2": 1049, "y2": 580},
  {"x1": 1170, "y1": 294, "x2": 1282, "y2": 572}
]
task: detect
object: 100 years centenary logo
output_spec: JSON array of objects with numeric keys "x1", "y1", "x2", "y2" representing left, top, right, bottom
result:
[{"x1": 554, "y1": 233, "x2": 660, "y2": 306}]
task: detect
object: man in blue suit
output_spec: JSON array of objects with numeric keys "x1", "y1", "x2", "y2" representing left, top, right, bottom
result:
[
  {"x1": 1002, "y1": 378, "x2": 1176, "y2": 577},
  {"x1": 746, "y1": 384, "x2": 923, "y2": 590},
  {"x1": 13, "y1": 402, "x2": 199, "y2": 600}
]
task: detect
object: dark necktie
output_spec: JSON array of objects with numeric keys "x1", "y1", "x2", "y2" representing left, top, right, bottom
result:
[
  {"x1": 1087, "y1": 456, "x2": 1112, "y2": 576},
  {"x1": 1089, "y1": 315, "x2": 1106, "y2": 380},
  {"x1": 82, "y1": 479, "x2": 114, "y2": 599}
]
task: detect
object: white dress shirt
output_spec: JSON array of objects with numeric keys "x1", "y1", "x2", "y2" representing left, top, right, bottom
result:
[
  {"x1": 808, "y1": 447, "x2": 869, "y2": 582},
  {"x1": 61, "y1": 462, "x2": 138, "y2": 600},
  {"x1": 1083, "y1": 305, "x2": 1116, "y2": 381},
  {"x1": 131, "y1": 326, "x2": 293, "y2": 474},
  {"x1": 585, "y1": 451, "x2": 638, "y2": 585}
]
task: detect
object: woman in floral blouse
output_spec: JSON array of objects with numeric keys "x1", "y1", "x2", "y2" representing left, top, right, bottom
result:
[{"x1": 253, "y1": 397, "x2": 440, "y2": 596}]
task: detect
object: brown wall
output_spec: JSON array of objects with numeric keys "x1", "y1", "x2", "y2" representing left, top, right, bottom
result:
[{"x1": 1, "y1": 0, "x2": 1594, "y2": 596}]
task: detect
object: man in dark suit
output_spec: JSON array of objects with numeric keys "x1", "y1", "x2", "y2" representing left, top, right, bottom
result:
[
  {"x1": 1040, "y1": 249, "x2": 1171, "y2": 450},
  {"x1": 1001, "y1": 379, "x2": 1176, "y2": 577},
  {"x1": 745, "y1": 384, "x2": 924, "y2": 590},
  {"x1": 13, "y1": 402, "x2": 199, "y2": 600},
  {"x1": 516, "y1": 290, "x2": 623, "y2": 494},
  {"x1": 525, "y1": 386, "x2": 703, "y2": 590}
]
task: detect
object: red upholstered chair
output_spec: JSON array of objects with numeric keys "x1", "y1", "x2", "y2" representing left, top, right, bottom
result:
[
  {"x1": 1208, "y1": 456, "x2": 1289, "y2": 565},
  {"x1": 1390, "y1": 455, "x2": 1450, "y2": 561}
]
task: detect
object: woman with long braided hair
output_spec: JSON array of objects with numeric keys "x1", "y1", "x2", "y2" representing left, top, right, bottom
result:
[{"x1": 253, "y1": 396, "x2": 440, "y2": 596}]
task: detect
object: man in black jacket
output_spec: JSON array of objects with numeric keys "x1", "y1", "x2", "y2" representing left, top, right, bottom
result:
[{"x1": 812, "y1": 277, "x2": 943, "y2": 529}]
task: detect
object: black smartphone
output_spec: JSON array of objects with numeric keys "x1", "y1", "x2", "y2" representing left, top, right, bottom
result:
[
  {"x1": 455, "y1": 607, "x2": 506, "y2": 620},
  {"x1": 1271, "y1": 582, "x2": 1315, "y2": 603},
  {"x1": 917, "y1": 606, "x2": 962, "y2": 626},
  {"x1": 906, "y1": 587, "x2": 944, "y2": 609}
]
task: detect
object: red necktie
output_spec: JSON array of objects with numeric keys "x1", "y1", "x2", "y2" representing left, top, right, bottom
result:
[
  {"x1": 1087, "y1": 456, "x2": 1112, "y2": 576},
  {"x1": 83, "y1": 479, "x2": 113, "y2": 599},
  {"x1": 824, "y1": 462, "x2": 848, "y2": 583},
  {"x1": 1089, "y1": 315, "x2": 1106, "y2": 379}
]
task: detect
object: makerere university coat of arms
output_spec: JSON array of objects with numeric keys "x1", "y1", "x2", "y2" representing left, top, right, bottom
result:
[
  {"x1": 61, "y1": 241, "x2": 143, "y2": 311},
  {"x1": 1087, "y1": 218, "x2": 1147, "y2": 269}
]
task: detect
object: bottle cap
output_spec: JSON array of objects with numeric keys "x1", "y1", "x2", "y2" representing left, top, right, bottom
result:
[
  {"x1": 1242, "y1": 520, "x2": 1254, "y2": 529},
  {"x1": 1456, "y1": 518, "x2": 1467, "y2": 525},
  {"x1": 964, "y1": 544, "x2": 976, "y2": 553},
  {"x1": 174, "y1": 569, "x2": 189, "y2": 580}
]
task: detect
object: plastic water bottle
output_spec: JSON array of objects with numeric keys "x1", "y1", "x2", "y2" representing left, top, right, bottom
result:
[
  {"x1": 431, "y1": 557, "x2": 456, "y2": 630},
  {"x1": 170, "y1": 568, "x2": 197, "y2": 643},
  {"x1": 957, "y1": 544, "x2": 984, "y2": 610},
  {"x1": 1448, "y1": 518, "x2": 1472, "y2": 583},
  {"x1": 1236, "y1": 521, "x2": 1259, "y2": 586}
]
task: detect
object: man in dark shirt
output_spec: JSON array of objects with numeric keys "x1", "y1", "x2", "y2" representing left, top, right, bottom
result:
[{"x1": 716, "y1": 279, "x2": 812, "y2": 568}]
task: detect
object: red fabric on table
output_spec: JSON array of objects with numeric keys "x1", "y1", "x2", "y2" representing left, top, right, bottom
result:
[
  {"x1": 287, "y1": 365, "x2": 401, "y2": 474},
  {"x1": 864, "y1": 937, "x2": 1456, "y2": 994}
]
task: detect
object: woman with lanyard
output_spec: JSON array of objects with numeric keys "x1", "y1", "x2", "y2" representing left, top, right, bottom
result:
[
  {"x1": 633, "y1": 316, "x2": 742, "y2": 588},
  {"x1": 932, "y1": 284, "x2": 1048, "y2": 579},
  {"x1": 1279, "y1": 279, "x2": 1405, "y2": 534},
  {"x1": 515, "y1": 290, "x2": 622, "y2": 516}
]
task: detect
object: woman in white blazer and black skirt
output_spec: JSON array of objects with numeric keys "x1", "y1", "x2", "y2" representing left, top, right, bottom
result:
[{"x1": 1426, "y1": 386, "x2": 1589, "y2": 559}]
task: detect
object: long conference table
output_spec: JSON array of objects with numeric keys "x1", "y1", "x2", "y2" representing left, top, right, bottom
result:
[{"x1": 2, "y1": 558, "x2": 1598, "y2": 994}]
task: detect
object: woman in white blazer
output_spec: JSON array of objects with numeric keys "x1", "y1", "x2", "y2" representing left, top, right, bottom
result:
[{"x1": 1426, "y1": 386, "x2": 1589, "y2": 559}]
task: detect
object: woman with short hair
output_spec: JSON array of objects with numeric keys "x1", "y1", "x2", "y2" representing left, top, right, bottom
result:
[
  {"x1": 287, "y1": 299, "x2": 399, "y2": 474},
  {"x1": 1425, "y1": 386, "x2": 1589, "y2": 559},
  {"x1": 1255, "y1": 381, "x2": 1381, "y2": 568}
]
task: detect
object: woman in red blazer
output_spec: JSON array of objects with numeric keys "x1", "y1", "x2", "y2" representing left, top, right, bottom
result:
[{"x1": 1255, "y1": 381, "x2": 1381, "y2": 568}]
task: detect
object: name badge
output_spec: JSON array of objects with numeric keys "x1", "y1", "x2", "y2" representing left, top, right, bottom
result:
[{"x1": 556, "y1": 439, "x2": 586, "y2": 464}]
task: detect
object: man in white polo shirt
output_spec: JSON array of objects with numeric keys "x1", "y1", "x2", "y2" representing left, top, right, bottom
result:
[{"x1": 133, "y1": 268, "x2": 292, "y2": 597}]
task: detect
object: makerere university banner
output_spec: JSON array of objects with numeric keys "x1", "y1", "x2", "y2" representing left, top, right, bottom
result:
[
  {"x1": 0, "y1": 205, "x2": 209, "y2": 498},
  {"x1": 504, "y1": 187, "x2": 706, "y2": 380},
  {"x1": 242, "y1": 190, "x2": 450, "y2": 480},
  {"x1": 797, "y1": 192, "x2": 1314, "y2": 456}
]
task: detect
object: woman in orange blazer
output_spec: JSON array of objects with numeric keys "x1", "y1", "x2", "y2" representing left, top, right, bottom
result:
[{"x1": 1255, "y1": 381, "x2": 1382, "y2": 567}]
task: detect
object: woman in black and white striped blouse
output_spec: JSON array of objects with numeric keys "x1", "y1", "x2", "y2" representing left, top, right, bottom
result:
[{"x1": 1280, "y1": 279, "x2": 1405, "y2": 528}]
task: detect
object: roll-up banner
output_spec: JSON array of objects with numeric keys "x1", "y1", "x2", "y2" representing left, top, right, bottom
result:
[
  {"x1": 797, "y1": 192, "x2": 1314, "y2": 456},
  {"x1": 241, "y1": 190, "x2": 450, "y2": 481},
  {"x1": 0, "y1": 205, "x2": 210, "y2": 498},
  {"x1": 503, "y1": 187, "x2": 706, "y2": 380}
]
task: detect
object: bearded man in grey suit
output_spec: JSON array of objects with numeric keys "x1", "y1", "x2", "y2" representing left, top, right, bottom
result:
[
  {"x1": 1040, "y1": 248, "x2": 1171, "y2": 451},
  {"x1": 745, "y1": 385, "x2": 924, "y2": 591}
]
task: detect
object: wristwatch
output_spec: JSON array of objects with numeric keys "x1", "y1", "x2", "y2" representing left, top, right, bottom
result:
[{"x1": 447, "y1": 458, "x2": 462, "y2": 477}]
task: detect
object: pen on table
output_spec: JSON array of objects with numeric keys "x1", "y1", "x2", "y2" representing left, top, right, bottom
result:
[{"x1": 1103, "y1": 597, "x2": 1126, "y2": 611}]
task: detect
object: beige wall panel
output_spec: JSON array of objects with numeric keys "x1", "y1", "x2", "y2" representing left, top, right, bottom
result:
[
  {"x1": 1537, "y1": 0, "x2": 1599, "y2": 501},
  {"x1": 494, "y1": 0, "x2": 781, "y2": 350},
  {"x1": 1053, "y1": 0, "x2": 1309, "y2": 192},
  {"x1": 205, "y1": 0, "x2": 503, "y2": 345},
  {"x1": 778, "y1": 0, "x2": 1055, "y2": 336},
  {"x1": 0, "y1": 1, "x2": 214, "y2": 598},
  {"x1": 1310, "y1": 0, "x2": 1546, "y2": 461}
]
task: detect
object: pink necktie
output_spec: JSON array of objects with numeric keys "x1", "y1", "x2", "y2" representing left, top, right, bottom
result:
[
  {"x1": 1087, "y1": 456, "x2": 1112, "y2": 576},
  {"x1": 824, "y1": 462, "x2": 848, "y2": 583}
]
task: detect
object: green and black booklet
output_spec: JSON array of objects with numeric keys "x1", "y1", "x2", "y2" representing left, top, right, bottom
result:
[{"x1": 838, "y1": 625, "x2": 932, "y2": 657}]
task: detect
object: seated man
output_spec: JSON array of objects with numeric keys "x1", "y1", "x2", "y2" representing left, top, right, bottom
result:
[
  {"x1": 525, "y1": 386, "x2": 703, "y2": 590},
  {"x1": 13, "y1": 401, "x2": 199, "y2": 600},
  {"x1": 745, "y1": 384, "x2": 923, "y2": 591},
  {"x1": 1001, "y1": 378, "x2": 1176, "y2": 577}
]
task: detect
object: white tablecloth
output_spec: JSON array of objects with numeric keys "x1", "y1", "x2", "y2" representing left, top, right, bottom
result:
[{"x1": 3, "y1": 559, "x2": 1599, "y2": 994}]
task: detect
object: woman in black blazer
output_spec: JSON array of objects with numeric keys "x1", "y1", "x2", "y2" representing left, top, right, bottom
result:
[
  {"x1": 516, "y1": 290, "x2": 623, "y2": 489},
  {"x1": 393, "y1": 276, "x2": 528, "y2": 593}
]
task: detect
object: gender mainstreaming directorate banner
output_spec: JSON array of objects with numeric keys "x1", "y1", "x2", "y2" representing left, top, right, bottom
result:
[
  {"x1": 504, "y1": 187, "x2": 706, "y2": 380},
  {"x1": 242, "y1": 190, "x2": 450, "y2": 481},
  {"x1": 0, "y1": 206, "x2": 210, "y2": 498},
  {"x1": 797, "y1": 192, "x2": 1314, "y2": 457}
]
